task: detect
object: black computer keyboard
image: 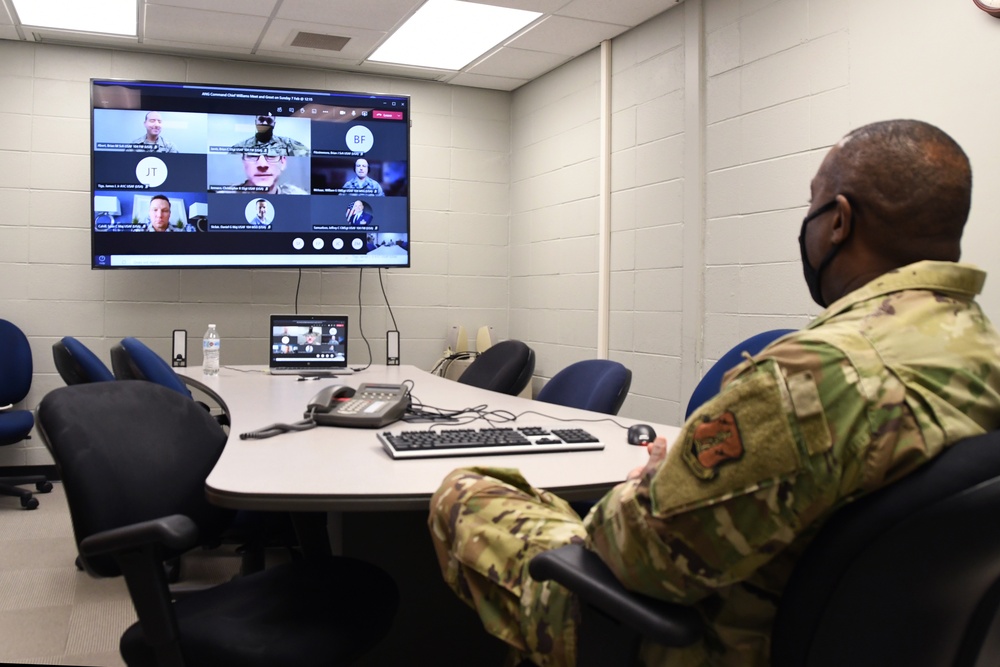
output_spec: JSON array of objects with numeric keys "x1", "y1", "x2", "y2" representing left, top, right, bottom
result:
[{"x1": 378, "y1": 426, "x2": 604, "y2": 459}]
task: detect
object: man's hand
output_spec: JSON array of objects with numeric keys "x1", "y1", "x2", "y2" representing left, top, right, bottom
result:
[{"x1": 626, "y1": 436, "x2": 668, "y2": 481}]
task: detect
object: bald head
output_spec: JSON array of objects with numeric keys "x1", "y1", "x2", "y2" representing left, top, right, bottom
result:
[{"x1": 822, "y1": 119, "x2": 971, "y2": 264}]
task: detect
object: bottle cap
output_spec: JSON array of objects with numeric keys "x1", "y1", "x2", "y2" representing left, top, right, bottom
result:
[{"x1": 208, "y1": 324, "x2": 216, "y2": 328}]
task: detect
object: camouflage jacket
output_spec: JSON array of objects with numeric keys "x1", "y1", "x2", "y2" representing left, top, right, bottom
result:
[
  {"x1": 229, "y1": 134, "x2": 309, "y2": 156},
  {"x1": 586, "y1": 260, "x2": 1000, "y2": 666}
]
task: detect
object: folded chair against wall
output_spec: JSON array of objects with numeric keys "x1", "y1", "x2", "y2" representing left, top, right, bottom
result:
[
  {"x1": 456, "y1": 339, "x2": 535, "y2": 396},
  {"x1": 37, "y1": 381, "x2": 399, "y2": 667},
  {"x1": 536, "y1": 359, "x2": 632, "y2": 416},
  {"x1": 52, "y1": 336, "x2": 116, "y2": 385},
  {"x1": 530, "y1": 429, "x2": 1000, "y2": 667},
  {"x1": 685, "y1": 329, "x2": 795, "y2": 419},
  {"x1": 0, "y1": 319, "x2": 52, "y2": 510}
]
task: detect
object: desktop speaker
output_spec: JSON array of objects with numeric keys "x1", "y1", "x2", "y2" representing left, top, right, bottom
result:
[
  {"x1": 387, "y1": 330, "x2": 400, "y2": 366},
  {"x1": 475, "y1": 326, "x2": 495, "y2": 353},
  {"x1": 172, "y1": 329, "x2": 187, "y2": 367},
  {"x1": 447, "y1": 325, "x2": 468, "y2": 354}
]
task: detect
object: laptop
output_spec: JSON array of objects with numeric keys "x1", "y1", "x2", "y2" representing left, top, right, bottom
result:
[{"x1": 268, "y1": 314, "x2": 353, "y2": 376}]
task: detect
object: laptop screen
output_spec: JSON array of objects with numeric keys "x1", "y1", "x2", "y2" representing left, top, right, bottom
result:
[{"x1": 269, "y1": 314, "x2": 349, "y2": 372}]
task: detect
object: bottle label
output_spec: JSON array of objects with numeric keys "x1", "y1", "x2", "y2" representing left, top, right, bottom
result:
[{"x1": 204, "y1": 340, "x2": 220, "y2": 350}]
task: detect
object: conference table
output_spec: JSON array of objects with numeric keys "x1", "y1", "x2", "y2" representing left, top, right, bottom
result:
[
  {"x1": 180, "y1": 364, "x2": 679, "y2": 512},
  {"x1": 179, "y1": 363, "x2": 680, "y2": 666}
]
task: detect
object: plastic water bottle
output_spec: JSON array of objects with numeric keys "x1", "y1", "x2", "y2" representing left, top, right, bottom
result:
[{"x1": 203, "y1": 324, "x2": 220, "y2": 376}]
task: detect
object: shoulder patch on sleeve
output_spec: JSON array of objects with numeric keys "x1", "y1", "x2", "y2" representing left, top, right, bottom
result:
[{"x1": 650, "y1": 359, "x2": 803, "y2": 518}]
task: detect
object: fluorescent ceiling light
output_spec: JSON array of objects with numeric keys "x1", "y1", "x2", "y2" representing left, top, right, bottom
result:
[
  {"x1": 369, "y1": 0, "x2": 541, "y2": 70},
  {"x1": 12, "y1": 0, "x2": 137, "y2": 36}
]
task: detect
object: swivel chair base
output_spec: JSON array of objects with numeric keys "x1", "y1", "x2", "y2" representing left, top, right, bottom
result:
[{"x1": 0, "y1": 475, "x2": 53, "y2": 510}]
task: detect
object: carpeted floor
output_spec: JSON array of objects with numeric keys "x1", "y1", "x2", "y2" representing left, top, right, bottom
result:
[{"x1": 0, "y1": 483, "x2": 242, "y2": 666}]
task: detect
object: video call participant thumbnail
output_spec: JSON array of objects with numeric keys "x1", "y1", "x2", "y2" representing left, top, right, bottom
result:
[
  {"x1": 229, "y1": 113, "x2": 309, "y2": 157},
  {"x1": 146, "y1": 195, "x2": 194, "y2": 232},
  {"x1": 223, "y1": 154, "x2": 307, "y2": 195},
  {"x1": 343, "y1": 158, "x2": 384, "y2": 196},
  {"x1": 126, "y1": 112, "x2": 178, "y2": 153}
]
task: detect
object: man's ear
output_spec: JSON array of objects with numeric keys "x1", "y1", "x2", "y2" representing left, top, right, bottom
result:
[{"x1": 830, "y1": 194, "x2": 853, "y2": 244}]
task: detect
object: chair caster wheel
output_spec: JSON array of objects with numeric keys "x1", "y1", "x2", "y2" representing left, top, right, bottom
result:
[
  {"x1": 36, "y1": 481, "x2": 53, "y2": 493},
  {"x1": 21, "y1": 495, "x2": 39, "y2": 510}
]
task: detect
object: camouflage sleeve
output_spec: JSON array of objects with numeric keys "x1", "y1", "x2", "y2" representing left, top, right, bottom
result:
[{"x1": 585, "y1": 337, "x2": 895, "y2": 604}]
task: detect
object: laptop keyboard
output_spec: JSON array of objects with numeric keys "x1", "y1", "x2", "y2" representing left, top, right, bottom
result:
[{"x1": 378, "y1": 426, "x2": 603, "y2": 459}]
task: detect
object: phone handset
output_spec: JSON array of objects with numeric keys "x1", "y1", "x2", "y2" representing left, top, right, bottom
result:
[
  {"x1": 305, "y1": 383, "x2": 409, "y2": 428},
  {"x1": 305, "y1": 385, "x2": 356, "y2": 413}
]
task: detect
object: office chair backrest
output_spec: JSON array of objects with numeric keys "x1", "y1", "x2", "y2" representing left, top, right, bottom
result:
[
  {"x1": 457, "y1": 339, "x2": 535, "y2": 396},
  {"x1": 685, "y1": 329, "x2": 794, "y2": 419},
  {"x1": 536, "y1": 359, "x2": 633, "y2": 415},
  {"x1": 52, "y1": 336, "x2": 116, "y2": 385},
  {"x1": 0, "y1": 319, "x2": 32, "y2": 406},
  {"x1": 111, "y1": 336, "x2": 193, "y2": 399},
  {"x1": 771, "y1": 429, "x2": 1000, "y2": 667},
  {"x1": 36, "y1": 381, "x2": 235, "y2": 577}
]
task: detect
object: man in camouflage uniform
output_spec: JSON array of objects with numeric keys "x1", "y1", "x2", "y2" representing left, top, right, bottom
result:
[
  {"x1": 428, "y1": 120, "x2": 1000, "y2": 667},
  {"x1": 229, "y1": 113, "x2": 309, "y2": 156}
]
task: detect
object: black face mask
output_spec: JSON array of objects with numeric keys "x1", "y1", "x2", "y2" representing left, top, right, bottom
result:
[{"x1": 798, "y1": 198, "x2": 842, "y2": 308}]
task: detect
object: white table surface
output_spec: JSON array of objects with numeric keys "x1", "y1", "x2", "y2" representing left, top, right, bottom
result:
[{"x1": 180, "y1": 364, "x2": 679, "y2": 511}]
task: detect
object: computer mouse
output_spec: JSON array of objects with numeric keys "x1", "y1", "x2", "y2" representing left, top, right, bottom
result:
[{"x1": 627, "y1": 423, "x2": 657, "y2": 446}]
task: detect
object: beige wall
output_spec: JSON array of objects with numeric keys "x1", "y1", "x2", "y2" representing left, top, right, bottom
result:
[
  {"x1": 0, "y1": 41, "x2": 512, "y2": 465},
  {"x1": 5, "y1": 0, "x2": 1000, "y2": 463}
]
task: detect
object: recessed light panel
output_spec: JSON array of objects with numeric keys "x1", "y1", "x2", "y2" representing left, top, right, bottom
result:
[
  {"x1": 369, "y1": 0, "x2": 541, "y2": 70},
  {"x1": 12, "y1": 0, "x2": 137, "y2": 36}
]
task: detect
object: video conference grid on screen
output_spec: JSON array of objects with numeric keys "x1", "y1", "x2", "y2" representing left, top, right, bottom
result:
[{"x1": 90, "y1": 79, "x2": 411, "y2": 269}]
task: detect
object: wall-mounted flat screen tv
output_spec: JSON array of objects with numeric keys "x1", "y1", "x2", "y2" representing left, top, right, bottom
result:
[{"x1": 90, "y1": 79, "x2": 410, "y2": 269}]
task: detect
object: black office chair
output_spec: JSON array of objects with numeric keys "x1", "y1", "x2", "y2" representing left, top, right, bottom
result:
[
  {"x1": 457, "y1": 339, "x2": 535, "y2": 396},
  {"x1": 686, "y1": 329, "x2": 794, "y2": 419},
  {"x1": 0, "y1": 319, "x2": 52, "y2": 510},
  {"x1": 52, "y1": 336, "x2": 116, "y2": 385},
  {"x1": 536, "y1": 359, "x2": 632, "y2": 415},
  {"x1": 37, "y1": 381, "x2": 399, "y2": 667},
  {"x1": 530, "y1": 429, "x2": 1000, "y2": 667}
]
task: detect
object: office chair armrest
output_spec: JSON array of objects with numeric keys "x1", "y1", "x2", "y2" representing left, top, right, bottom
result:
[
  {"x1": 529, "y1": 544, "x2": 703, "y2": 647},
  {"x1": 80, "y1": 514, "x2": 199, "y2": 558},
  {"x1": 181, "y1": 375, "x2": 232, "y2": 427}
]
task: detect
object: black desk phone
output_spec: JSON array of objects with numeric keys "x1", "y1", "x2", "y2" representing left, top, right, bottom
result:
[{"x1": 305, "y1": 383, "x2": 409, "y2": 428}]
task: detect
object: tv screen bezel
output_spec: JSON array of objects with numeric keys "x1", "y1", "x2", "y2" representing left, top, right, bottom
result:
[{"x1": 89, "y1": 78, "x2": 412, "y2": 270}]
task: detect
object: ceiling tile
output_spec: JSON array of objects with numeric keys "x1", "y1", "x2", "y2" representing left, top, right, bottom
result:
[
  {"x1": 508, "y1": 15, "x2": 627, "y2": 55},
  {"x1": 0, "y1": 0, "x2": 686, "y2": 91},
  {"x1": 447, "y1": 70, "x2": 529, "y2": 91},
  {"x1": 147, "y1": 0, "x2": 278, "y2": 16},
  {"x1": 464, "y1": 0, "x2": 567, "y2": 12},
  {"x1": 469, "y1": 46, "x2": 572, "y2": 80},
  {"x1": 140, "y1": 38, "x2": 251, "y2": 57},
  {"x1": 258, "y1": 18, "x2": 384, "y2": 60},
  {"x1": 556, "y1": 0, "x2": 679, "y2": 27},
  {"x1": 144, "y1": 5, "x2": 268, "y2": 48},
  {"x1": 275, "y1": 0, "x2": 416, "y2": 31}
]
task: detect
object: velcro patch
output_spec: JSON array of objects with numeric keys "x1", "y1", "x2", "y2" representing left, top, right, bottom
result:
[
  {"x1": 684, "y1": 411, "x2": 745, "y2": 479},
  {"x1": 650, "y1": 359, "x2": 803, "y2": 518}
]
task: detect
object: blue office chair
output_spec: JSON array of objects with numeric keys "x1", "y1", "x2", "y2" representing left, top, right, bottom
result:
[
  {"x1": 0, "y1": 319, "x2": 52, "y2": 509},
  {"x1": 685, "y1": 329, "x2": 795, "y2": 419},
  {"x1": 111, "y1": 336, "x2": 194, "y2": 398},
  {"x1": 457, "y1": 339, "x2": 536, "y2": 396},
  {"x1": 52, "y1": 336, "x2": 116, "y2": 385},
  {"x1": 536, "y1": 360, "x2": 633, "y2": 416},
  {"x1": 111, "y1": 336, "x2": 230, "y2": 426}
]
